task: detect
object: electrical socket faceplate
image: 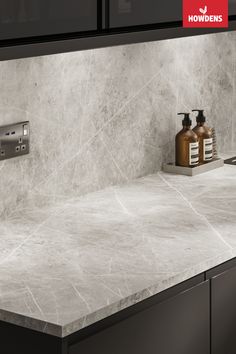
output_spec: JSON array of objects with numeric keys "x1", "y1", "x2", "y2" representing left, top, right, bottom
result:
[{"x1": 0, "y1": 121, "x2": 30, "y2": 161}]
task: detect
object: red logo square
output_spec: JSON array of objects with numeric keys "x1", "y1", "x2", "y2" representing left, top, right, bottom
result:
[{"x1": 183, "y1": 0, "x2": 228, "y2": 28}]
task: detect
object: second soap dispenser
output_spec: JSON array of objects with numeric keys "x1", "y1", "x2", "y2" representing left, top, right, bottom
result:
[
  {"x1": 192, "y1": 110, "x2": 213, "y2": 164},
  {"x1": 176, "y1": 113, "x2": 199, "y2": 168}
]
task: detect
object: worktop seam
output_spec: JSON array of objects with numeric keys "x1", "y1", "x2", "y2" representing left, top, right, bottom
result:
[{"x1": 158, "y1": 172, "x2": 234, "y2": 251}]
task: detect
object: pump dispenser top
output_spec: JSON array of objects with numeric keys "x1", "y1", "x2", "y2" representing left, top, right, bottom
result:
[
  {"x1": 175, "y1": 113, "x2": 199, "y2": 168},
  {"x1": 178, "y1": 113, "x2": 192, "y2": 127},
  {"x1": 192, "y1": 109, "x2": 213, "y2": 163},
  {"x1": 192, "y1": 109, "x2": 206, "y2": 123}
]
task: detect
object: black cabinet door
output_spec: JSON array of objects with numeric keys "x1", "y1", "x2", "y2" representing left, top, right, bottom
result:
[
  {"x1": 0, "y1": 0, "x2": 97, "y2": 41},
  {"x1": 109, "y1": 0, "x2": 182, "y2": 28},
  {"x1": 229, "y1": 0, "x2": 236, "y2": 15},
  {"x1": 211, "y1": 266, "x2": 236, "y2": 354},
  {"x1": 69, "y1": 281, "x2": 210, "y2": 354}
]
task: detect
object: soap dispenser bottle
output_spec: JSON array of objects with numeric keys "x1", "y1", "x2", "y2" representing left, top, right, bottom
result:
[
  {"x1": 176, "y1": 113, "x2": 199, "y2": 167},
  {"x1": 192, "y1": 110, "x2": 213, "y2": 164}
]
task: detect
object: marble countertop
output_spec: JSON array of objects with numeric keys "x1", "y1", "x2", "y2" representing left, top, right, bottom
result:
[{"x1": 1, "y1": 164, "x2": 236, "y2": 337}]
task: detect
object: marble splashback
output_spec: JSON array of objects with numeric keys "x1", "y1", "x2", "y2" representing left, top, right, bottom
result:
[{"x1": 0, "y1": 31, "x2": 235, "y2": 217}]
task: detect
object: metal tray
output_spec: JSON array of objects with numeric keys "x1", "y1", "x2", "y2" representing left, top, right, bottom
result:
[{"x1": 163, "y1": 158, "x2": 224, "y2": 177}]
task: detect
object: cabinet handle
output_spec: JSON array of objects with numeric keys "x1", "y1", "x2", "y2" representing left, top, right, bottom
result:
[{"x1": 101, "y1": 0, "x2": 109, "y2": 28}]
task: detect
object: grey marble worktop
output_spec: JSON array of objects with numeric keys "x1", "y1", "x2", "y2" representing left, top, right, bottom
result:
[{"x1": 1, "y1": 164, "x2": 236, "y2": 337}]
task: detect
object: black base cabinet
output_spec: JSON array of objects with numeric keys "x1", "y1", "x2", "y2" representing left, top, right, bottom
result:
[
  {"x1": 207, "y1": 259, "x2": 236, "y2": 354},
  {"x1": 2, "y1": 259, "x2": 236, "y2": 354},
  {"x1": 69, "y1": 281, "x2": 210, "y2": 354},
  {"x1": 0, "y1": 320, "x2": 66, "y2": 354}
]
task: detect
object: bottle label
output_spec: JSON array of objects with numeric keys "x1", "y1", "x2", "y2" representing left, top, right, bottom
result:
[
  {"x1": 189, "y1": 142, "x2": 199, "y2": 166},
  {"x1": 203, "y1": 138, "x2": 213, "y2": 161}
]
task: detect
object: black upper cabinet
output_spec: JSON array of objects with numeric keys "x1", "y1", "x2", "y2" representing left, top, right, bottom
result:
[
  {"x1": 229, "y1": 0, "x2": 236, "y2": 15},
  {"x1": 109, "y1": 0, "x2": 182, "y2": 28},
  {"x1": 0, "y1": 0, "x2": 97, "y2": 41},
  {"x1": 0, "y1": 0, "x2": 236, "y2": 61}
]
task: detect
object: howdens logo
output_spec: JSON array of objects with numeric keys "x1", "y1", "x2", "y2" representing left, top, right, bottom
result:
[{"x1": 183, "y1": 0, "x2": 228, "y2": 28}]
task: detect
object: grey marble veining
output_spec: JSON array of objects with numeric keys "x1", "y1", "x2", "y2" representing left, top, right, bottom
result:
[
  {"x1": 0, "y1": 165, "x2": 236, "y2": 337},
  {"x1": 0, "y1": 31, "x2": 236, "y2": 217}
]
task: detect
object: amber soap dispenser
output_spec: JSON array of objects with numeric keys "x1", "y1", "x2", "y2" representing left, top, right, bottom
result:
[
  {"x1": 192, "y1": 110, "x2": 213, "y2": 164},
  {"x1": 176, "y1": 113, "x2": 199, "y2": 168}
]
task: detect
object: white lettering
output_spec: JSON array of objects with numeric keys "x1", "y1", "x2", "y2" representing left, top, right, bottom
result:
[{"x1": 187, "y1": 14, "x2": 224, "y2": 23}]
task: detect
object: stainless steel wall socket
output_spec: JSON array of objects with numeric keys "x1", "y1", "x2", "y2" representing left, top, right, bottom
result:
[{"x1": 0, "y1": 121, "x2": 30, "y2": 161}]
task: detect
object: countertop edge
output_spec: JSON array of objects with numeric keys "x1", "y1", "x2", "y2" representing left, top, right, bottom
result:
[
  {"x1": 0, "y1": 308, "x2": 63, "y2": 337},
  {"x1": 0, "y1": 249, "x2": 235, "y2": 338},
  {"x1": 62, "y1": 248, "x2": 235, "y2": 337}
]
